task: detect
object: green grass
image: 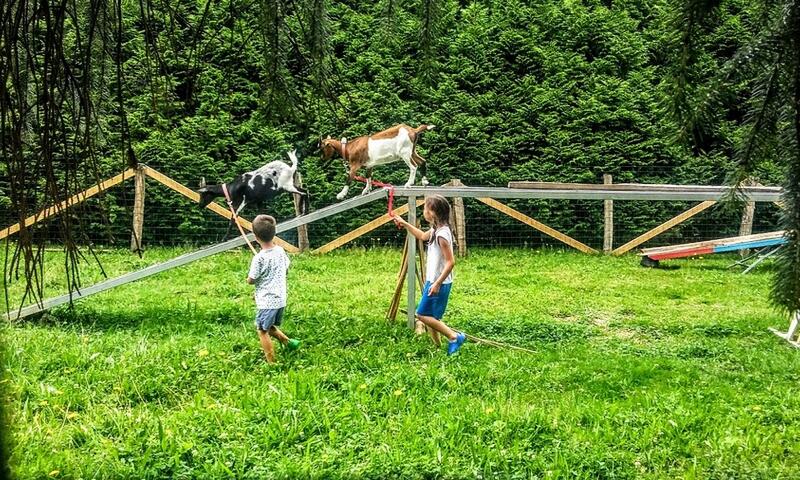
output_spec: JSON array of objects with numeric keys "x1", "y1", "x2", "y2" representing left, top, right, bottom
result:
[{"x1": 3, "y1": 247, "x2": 800, "y2": 479}]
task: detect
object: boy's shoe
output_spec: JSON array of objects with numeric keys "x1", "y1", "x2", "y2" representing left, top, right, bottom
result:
[
  {"x1": 287, "y1": 339, "x2": 301, "y2": 351},
  {"x1": 447, "y1": 332, "x2": 467, "y2": 356}
]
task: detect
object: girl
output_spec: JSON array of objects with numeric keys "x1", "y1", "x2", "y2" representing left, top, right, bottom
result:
[{"x1": 392, "y1": 194, "x2": 466, "y2": 355}]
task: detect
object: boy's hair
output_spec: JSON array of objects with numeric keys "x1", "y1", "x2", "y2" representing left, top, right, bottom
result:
[
  {"x1": 425, "y1": 194, "x2": 451, "y2": 227},
  {"x1": 252, "y1": 215, "x2": 277, "y2": 242}
]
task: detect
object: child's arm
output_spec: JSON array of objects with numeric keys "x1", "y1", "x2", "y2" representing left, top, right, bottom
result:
[
  {"x1": 247, "y1": 255, "x2": 261, "y2": 285},
  {"x1": 429, "y1": 236, "x2": 455, "y2": 296},
  {"x1": 390, "y1": 213, "x2": 432, "y2": 242}
]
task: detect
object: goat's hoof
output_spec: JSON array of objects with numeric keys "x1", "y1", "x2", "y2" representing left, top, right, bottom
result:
[
  {"x1": 421, "y1": 177, "x2": 429, "y2": 186},
  {"x1": 336, "y1": 193, "x2": 346, "y2": 201}
]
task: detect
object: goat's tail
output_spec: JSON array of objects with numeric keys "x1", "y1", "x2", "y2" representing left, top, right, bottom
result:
[
  {"x1": 412, "y1": 124, "x2": 435, "y2": 135},
  {"x1": 287, "y1": 149, "x2": 299, "y2": 170}
]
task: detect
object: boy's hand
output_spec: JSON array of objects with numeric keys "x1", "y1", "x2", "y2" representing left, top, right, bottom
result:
[{"x1": 428, "y1": 282, "x2": 440, "y2": 296}]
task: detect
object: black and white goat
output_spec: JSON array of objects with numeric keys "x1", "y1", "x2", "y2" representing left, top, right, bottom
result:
[{"x1": 198, "y1": 150, "x2": 310, "y2": 222}]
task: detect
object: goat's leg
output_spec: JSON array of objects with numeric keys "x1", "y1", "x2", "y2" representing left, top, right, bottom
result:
[
  {"x1": 404, "y1": 160, "x2": 417, "y2": 188},
  {"x1": 287, "y1": 186, "x2": 309, "y2": 215},
  {"x1": 361, "y1": 169, "x2": 373, "y2": 195},
  {"x1": 413, "y1": 152, "x2": 429, "y2": 186},
  {"x1": 336, "y1": 173, "x2": 354, "y2": 200},
  {"x1": 233, "y1": 199, "x2": 248, "y2": 219}
]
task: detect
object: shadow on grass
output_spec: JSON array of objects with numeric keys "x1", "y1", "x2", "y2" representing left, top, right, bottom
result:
[{"x1": 21, "y1": 303, "x2": 249, "y2": 332}]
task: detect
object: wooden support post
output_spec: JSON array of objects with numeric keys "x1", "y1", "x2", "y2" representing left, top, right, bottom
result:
[
  {"x1": 451, "y1": 179, "x2": 468, "y2": 257},
  {"x1": 293, "y1": 171, "x2": 310, "y2": 252},
  {"x1": 739, "y1": 179, "x2": 756, "y2": 257},
  {"x1": 130, "y1": 166, "x2": 146, "y2": 253},
  {"x1": 406, "y1": 196, "x2": 417, "y2": 330},
  {"x1": 603, "y1": 174, "x2": 613, "y2": 254},
  {"x1": 477, "y1": 197, "x2": 597, "y2": 254},
  {"x1": 612, "y1": 200, "x2": 716, "y2": 256},
  {"x1": 0, "y1": 168, "x2": 136, "y2": 241}
]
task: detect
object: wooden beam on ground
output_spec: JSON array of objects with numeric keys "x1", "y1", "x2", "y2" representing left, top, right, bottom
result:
[
  {"x1": 603, "y1": 174, "x2": 613, "y2": 254},
  {"x1": 640, "y1": 231, "x2": 785, "y2": 256},
  {"x1": 4, "y1": 189, "x2": 388, "y2": 322},
  {"x1": 477, "y1": 197, "x2": 597, "y2": 254},
  {"x1": 312, "y1": 199, "x2": 424, "y2": 254},
  {"x1": 612, "y1": 201, "x2": 716, "y2": 256},
  {"x1": 131, "y1": 166, "x2": 146, "y2": 253},
  {"x1": 0, "y1": 168, "x2": 136, "y2": 241},
  {"x1": 143, "y1": 166, "x2": 298, "y2": 253}
]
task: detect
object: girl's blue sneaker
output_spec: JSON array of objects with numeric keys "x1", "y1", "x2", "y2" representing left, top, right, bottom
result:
[{"x1": 447, "y1": 332, "x2": 467, "y2": 356}]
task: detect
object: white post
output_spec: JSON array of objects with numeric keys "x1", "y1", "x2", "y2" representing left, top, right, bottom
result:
[
  {"x1": 406, "y1": 196, "x2": 417, "y2": 329},
  {"x1": 770, "y1": 310, "x2": 800, "y2": 347}
]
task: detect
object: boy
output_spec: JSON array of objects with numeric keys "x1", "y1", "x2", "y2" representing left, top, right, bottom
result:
[{"x1": 246, "y1": 215, "x2": 300, "y2": 363}]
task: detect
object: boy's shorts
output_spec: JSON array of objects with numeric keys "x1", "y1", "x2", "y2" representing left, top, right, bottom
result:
[
  {"x1": 416, "y1": 281, "x2": 452, "y2": 320},
  {"x1": 255, "y1": 307, "x2": 284, "y2": 331}
]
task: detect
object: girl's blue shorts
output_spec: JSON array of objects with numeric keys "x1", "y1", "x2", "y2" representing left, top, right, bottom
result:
[{"x1": 416, "y1": 281, "x2": 452, "y2": 320}]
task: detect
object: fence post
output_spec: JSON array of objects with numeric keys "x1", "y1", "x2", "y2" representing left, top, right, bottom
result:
[
  {"x1": 406, "y1": 196, "x2": 417, "y2": 330},
  {"x1": 451, "y1": 179, "x2": 468, "y2": 257},
  {"x1": 293, "y1": 171, "x2": 310, "y2": 252},
  {"x1": 739, "y1": 179, "x2": 756, "y2": 256},
  {"x1": 130, "y1": 165, "x2": 146, "y2": 253},
  {"x1": 603, "y1": 174, "x2": 613, "y2": 254}
]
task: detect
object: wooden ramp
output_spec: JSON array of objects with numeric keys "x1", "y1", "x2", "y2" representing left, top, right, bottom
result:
[
  {"x1": 4, "y1": 189, "x2": 388, "y2": 322},
  {"x1": 640, "y1": 231, "x2": 786, "y2": 263}
]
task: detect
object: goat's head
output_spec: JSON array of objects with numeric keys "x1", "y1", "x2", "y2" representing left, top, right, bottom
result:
[
  {"x1": 319, "y1": 135, "x2": 337, "y2": 166},
  {"x1": 197, "y1": 177, "x2": 218, "y2": 208}
]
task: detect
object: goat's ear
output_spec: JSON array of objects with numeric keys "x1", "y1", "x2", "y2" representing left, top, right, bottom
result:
[{"x1": 326, "y1": 135, "x2": 331, "y2": 139}]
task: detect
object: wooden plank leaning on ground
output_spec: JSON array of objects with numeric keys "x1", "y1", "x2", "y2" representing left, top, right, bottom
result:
[
  {"x1": 477, "y1": 197, "x2": 597, "y2": 254},
  {"x1": 640, "y1": 230, "x2": 786, "y2": 256},
  {"x1": 143, "y1": 166, "x2": 299, "y2": 253},
  {"x1": 0, "y1": 168, "x2": 137, "y2": 241},
  {"x1": 612, "y1": 201, "x2": 716, "y2": 256}
]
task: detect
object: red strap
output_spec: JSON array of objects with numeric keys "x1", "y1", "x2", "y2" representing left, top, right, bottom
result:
[{"x1": 353, "y1": 175, "x2": 398, "y2": 227}]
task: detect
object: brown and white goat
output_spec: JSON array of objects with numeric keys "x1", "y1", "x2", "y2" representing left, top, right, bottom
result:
[{"x1": 319, "y1": 123, "x2": 434, "y2": 200}]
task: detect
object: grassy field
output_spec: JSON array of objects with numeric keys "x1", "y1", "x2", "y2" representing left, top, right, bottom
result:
[{"x1": 2, "y1": 247, "x2": 800, "y2": 479}]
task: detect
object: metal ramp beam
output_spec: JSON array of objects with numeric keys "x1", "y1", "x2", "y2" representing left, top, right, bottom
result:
[{"x1": 4, "y1": 189, "x2": 388, "y2": 321}]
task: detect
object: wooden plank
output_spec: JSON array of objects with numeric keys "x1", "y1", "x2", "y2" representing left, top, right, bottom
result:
[
  {"x1": 143, "y1": 166, "x2": 299, "y2": 253},
  {"x1": 613, "y1": 201, "x2": 716, "y2": 256},
  {"x1": 407, "y1": 196, "x2": 417, "y2": 330},
  {"x1": 477, "y1": 197, "x2": 598, "y2": 254},
  {"x1": 508, "y1": 181, "x2": 782, "y2": 194},
  {"x1": 393, "y1": 185, "x2": 782, "y2": 202},
  {"x1": 640, "y1": 230, "x2": 785, "y2": 255},
  {"x1": 603, "y1": 174, "x2": 613, "y2": 254},
  {"x1": 0, "y1": 168, "x2": 136, "y2": 241},
  {"x1": 312, "y1": 199, "x2": 424, "y2": 254},
  {"x1": 130, "y1": 166, "x2": 146, "y2": 253},
  {"x1": 4, "y1": 189, "x2": 389, "y2": 322}
]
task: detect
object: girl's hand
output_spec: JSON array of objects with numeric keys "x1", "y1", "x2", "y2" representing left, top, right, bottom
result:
[
  {"x1": 428, "y1": 282, "x2": 440, "y2": 296},
  {"x1": 391, "y1": 213, "x2": 406, "y2": 228}
]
